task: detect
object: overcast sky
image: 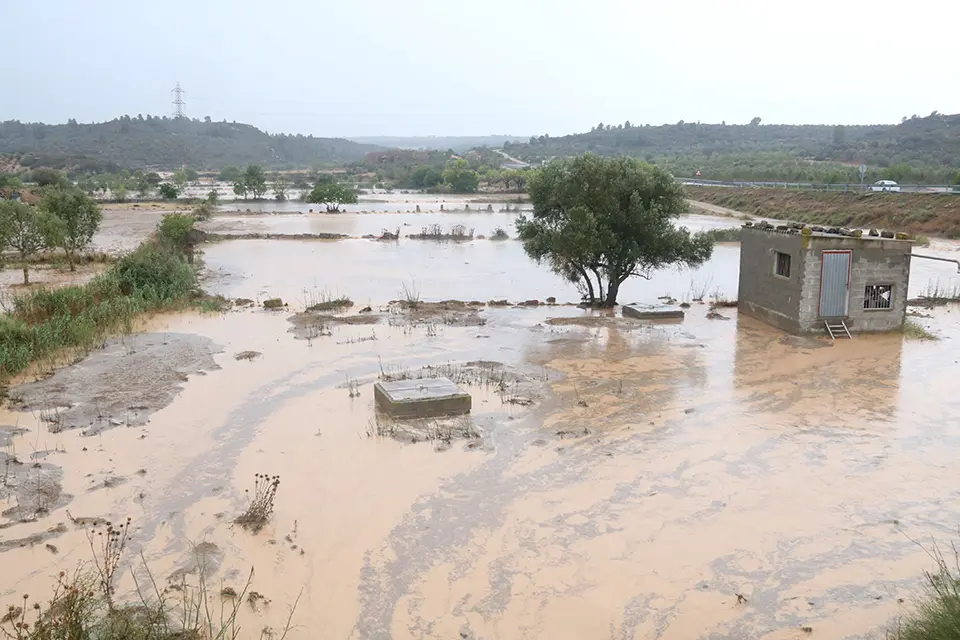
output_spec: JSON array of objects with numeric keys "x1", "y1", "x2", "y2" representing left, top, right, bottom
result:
[{"x1": 3, "y1": 0, "x2": 958, "y2": 137}]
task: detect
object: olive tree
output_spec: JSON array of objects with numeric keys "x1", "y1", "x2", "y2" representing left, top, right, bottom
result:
[
  {"x1": 305, "y1": 183, "x2": 357, "y2": 212},
  {"x1": 40, "y1": 188, "x2": 102, "y2": 271},
  {"x1": 244, "y1": 165, "x2": 267, "y2": 200},
  {"x1": 516, "y1": 154, "x2": 713, "y2": 307},
  {"x1": 0, "y1": 200, "x2": 51, "y2": 284}
]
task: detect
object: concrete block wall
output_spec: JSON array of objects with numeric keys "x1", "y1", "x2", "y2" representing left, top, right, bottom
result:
[
  {"x1": 796, "y1": 237, "x2": 911, "y2": 333},
  {"x1": 738, "y1": 228, "x2": 804, "y2": 333},
  {"x1": 741, "y1": 227, "x2": 912, "y2": 334},
  {"x1": 847, "y1": 249, "x2": 910, "y2": 332}
]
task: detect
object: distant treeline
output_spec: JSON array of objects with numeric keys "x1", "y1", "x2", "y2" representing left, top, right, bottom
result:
[
  {"x1": 504, "y1": 113, "x2": 960, "y2": 184},
  {"x1": 0, "y1": 115, "x2": 380, "y2": 172}
]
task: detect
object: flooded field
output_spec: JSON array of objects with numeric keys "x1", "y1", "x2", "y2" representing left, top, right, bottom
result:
[{"x1": 3, "y1": 204, "x2": 960, "y2": 640}]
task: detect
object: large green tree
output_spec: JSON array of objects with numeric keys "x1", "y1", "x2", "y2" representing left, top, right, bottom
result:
[
  {"x1": 172, "y1": 169, "x2": 188, "y2": 193},
  {"x1": 441, "y1": 159, "x2": 479, "y2": 193},
  {"x1": 410, "y1": 165, "x2": 443, "y2": 189},
  {"x1": 233, "y1": 180, "x2": 248, "y2": 199},
  {"x1": 244, "y1": 165, "x2": 267, "y2": 200},
  {"x1": 305, "y1": 183, "x2": 357, "y2": 212},
  {"x1": 219, "y1": 166, "x2": 243, "y2": 182},
  {"x1": 516, "y1": 154, "x2": 713, "y2": 307},
  {"x1": 158, "y1": 183, "x2": 179, "y2": 200},
  {"x1": 40, "y1": 188, "x2": 103, "y2": 271},
  {"x1": 0, "y1": 201, "x2": 50, "y2": 284},
  {"x1": 30, "y1": 167, "x2": 65, "y2": 188}
]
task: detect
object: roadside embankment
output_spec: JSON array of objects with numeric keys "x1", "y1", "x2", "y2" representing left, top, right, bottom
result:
[{"x1": 686, "y1": 186, "x2": 960, "y2": 237}]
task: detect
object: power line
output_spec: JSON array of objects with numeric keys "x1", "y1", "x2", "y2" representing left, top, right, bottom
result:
[{"x1": 171, "y1": 82, "x2": 186, "y2": 119}]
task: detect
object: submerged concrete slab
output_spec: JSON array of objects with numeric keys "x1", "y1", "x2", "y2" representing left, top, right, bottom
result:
[
  {"x1": 622, "y1": 304, "x2": 685, "y2": 320},
  {"x1": 374, "y1": 378, "x2": 472, "y2": 418}
]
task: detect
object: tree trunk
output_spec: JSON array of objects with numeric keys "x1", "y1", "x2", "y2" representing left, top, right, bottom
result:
[
  {"x1": 603, "y1": 275, "x2": 628, "y2": 308},
  {"x1": 590, "y1": 267, "x2": 605, "y2": 305},
  {"x1": 67, "y1": 249, "x2": 75, "y2": 272},
  {"x1": 21, "y1": 262, "x2": 28, "y2": 285},
  {"x1": 603, "y1": 280, "x2": 621, "y2": 307},
  {"x1": 575, "y1": 266, "x2": 595, "y2": 305}
]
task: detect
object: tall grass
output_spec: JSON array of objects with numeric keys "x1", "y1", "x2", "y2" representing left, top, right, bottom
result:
[
  {"x1": 0, "y1": 231, "x2": 200, "y2": 378},
  {"x1": 889, "y1": 541, "x2": 960, "y2": 640}
]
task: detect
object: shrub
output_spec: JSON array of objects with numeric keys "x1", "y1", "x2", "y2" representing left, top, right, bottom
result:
[
  {"x1": 0, "y1": 243, "x2": 197, "y2": 378},
  {"x1": 112, "y1": 244, "x2": 196, "y2": 303}
]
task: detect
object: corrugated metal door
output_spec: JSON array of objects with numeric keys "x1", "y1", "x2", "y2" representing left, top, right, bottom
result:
[{"x1": 819, "y1": 251, "x2": 851, "y2": 317}]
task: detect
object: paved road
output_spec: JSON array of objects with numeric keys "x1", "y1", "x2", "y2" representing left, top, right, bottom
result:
[{"x1": 495, "y1": 149, "x2": 530, "y2": 168}]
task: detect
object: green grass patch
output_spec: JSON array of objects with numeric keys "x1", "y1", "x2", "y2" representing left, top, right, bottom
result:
[
  {"x1": 903, "y1": 319, "x2": 939, "y2": 341},
  {"x1": 888, "y1": 542, "x2": 960, "y2": 640},
  {"x1": 0, "y1": 241, "x2": 201, "y2": 378}
]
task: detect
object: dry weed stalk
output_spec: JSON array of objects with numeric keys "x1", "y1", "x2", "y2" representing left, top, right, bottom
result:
[
  {"x1": 235, "y1": 474, "x2": 280, "y2": 533},
  {"x1": 86, "y1": 517, "x2": 132, "y2": 604}
]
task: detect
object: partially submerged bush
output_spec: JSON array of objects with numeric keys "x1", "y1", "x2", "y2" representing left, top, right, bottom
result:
[{"x1": 490, "y1": 227, "x2": 509, "y2": 240}]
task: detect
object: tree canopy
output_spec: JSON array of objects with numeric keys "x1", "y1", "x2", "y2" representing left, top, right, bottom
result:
[
  {"x1": 305, "y1": 183, "x2": 357, "y2": 212},
  {"x1": 158, "y1": 183, "x2": 179, "y2": 200},
  {"x1": 0, "y1": 200, "x2": 51, "y2": 284},
  {"x1": 441, "y1": 159, "x2": 479, "y2": 193},
  {"x1": 516, "y1": 154, "x2": 713, "y2": 307},
  {"x1": 0, "y1": 117, "x2": 380, "y2": 171},
  {"x1": 503, "y1": 113, "x2": 960, "y2": 183},
  {"x1": 40, "y1": 188, "x2": 102, "y2": 271},
  {"x1": 243, "y1": 165, "x2": 267, "y2": 199}
]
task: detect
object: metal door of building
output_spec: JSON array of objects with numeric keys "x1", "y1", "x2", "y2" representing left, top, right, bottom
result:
[{"x1": 819, "y1": 250, "x2": 851, "y2": 317}]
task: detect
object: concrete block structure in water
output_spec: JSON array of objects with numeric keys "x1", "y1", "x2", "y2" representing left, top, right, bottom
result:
[
  {"x1": 622, "y1": 304, "x2": 685, "y2": 320},
  {"x1": 374, "y1": 378, "x2": 472, "y2": 418},
  {"x1": 738, "y1": 224, "x2": 913, "y2": 334}
]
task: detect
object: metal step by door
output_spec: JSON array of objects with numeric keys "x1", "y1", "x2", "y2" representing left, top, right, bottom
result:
[{"x1": 824, "y1": 320, "x2": 853, "y2": 339}]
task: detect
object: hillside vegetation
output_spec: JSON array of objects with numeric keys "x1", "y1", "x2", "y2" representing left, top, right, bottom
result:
[
  {"x1": 507, "y1": 113, "x2": 960, "y2": 183},
  {"x1": 349, "y1": 135, "x2": 527, "y2": 152},
  {"x1": 0, "y1": 116, "x2": 380, "y2": 172},
  {"x1": 686, "y1": 186, "x2": 960, "y2": 238}
]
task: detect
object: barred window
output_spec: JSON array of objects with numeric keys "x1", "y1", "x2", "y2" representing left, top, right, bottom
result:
[
  {"x1": 864, "y1": 284, "x2": 893, "y2": 310},
  {"x1": 775, "y1": 252, "x2": 791, "y2": 278}
]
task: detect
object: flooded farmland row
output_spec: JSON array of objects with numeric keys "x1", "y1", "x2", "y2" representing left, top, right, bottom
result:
[{"x1": 2, "y1": 205, "x2": 960, "y2": 640}]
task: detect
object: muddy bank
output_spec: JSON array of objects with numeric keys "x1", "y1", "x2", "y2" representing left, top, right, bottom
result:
[
  {"x1": 0, "y1": 455, "x2": 70, "y2": 529},
  {"x1": 9, "y1": 333, "x2": 220, "y2": 434},
  {"x1": 287, "y1": 311, "x2": 380, "y2": 339}
]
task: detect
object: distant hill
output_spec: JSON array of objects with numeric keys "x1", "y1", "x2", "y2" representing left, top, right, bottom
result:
[
  {"x1": 505, "y1": 114, "x2": 960, "y2": 183},
  {"x1": 349, "y1": 135, "x2": 528, "y2": 153},
  {"x1": 0, "y1": 116, "x2": 381, "y2": 172}
]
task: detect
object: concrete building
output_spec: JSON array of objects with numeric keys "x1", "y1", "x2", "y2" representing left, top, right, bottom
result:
[{"x1": 737, "y1": 223, "x2": 913, "y2": 336}]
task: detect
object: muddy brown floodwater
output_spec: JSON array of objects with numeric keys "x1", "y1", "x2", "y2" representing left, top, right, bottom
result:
[{"x1": 2, "y1": 205, "x2": 960, "y2": 640}]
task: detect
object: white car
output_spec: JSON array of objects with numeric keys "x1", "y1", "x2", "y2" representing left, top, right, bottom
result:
[{"x1": 870, "y1": 180, "x2": 901, "y2": 192}]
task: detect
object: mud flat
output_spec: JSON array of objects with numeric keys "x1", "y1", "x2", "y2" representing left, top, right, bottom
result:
[{"x1": 9, "y1": 332, "x2": 219, "y2": 434}]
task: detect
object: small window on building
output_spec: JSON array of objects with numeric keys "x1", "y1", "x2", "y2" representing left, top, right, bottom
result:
[
  {"x1": 864, "y1": 284, "x2": 893, "y2": 310},
  {"x1": 775, "y1": 252, "x2": 791, "y2": 278}
]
